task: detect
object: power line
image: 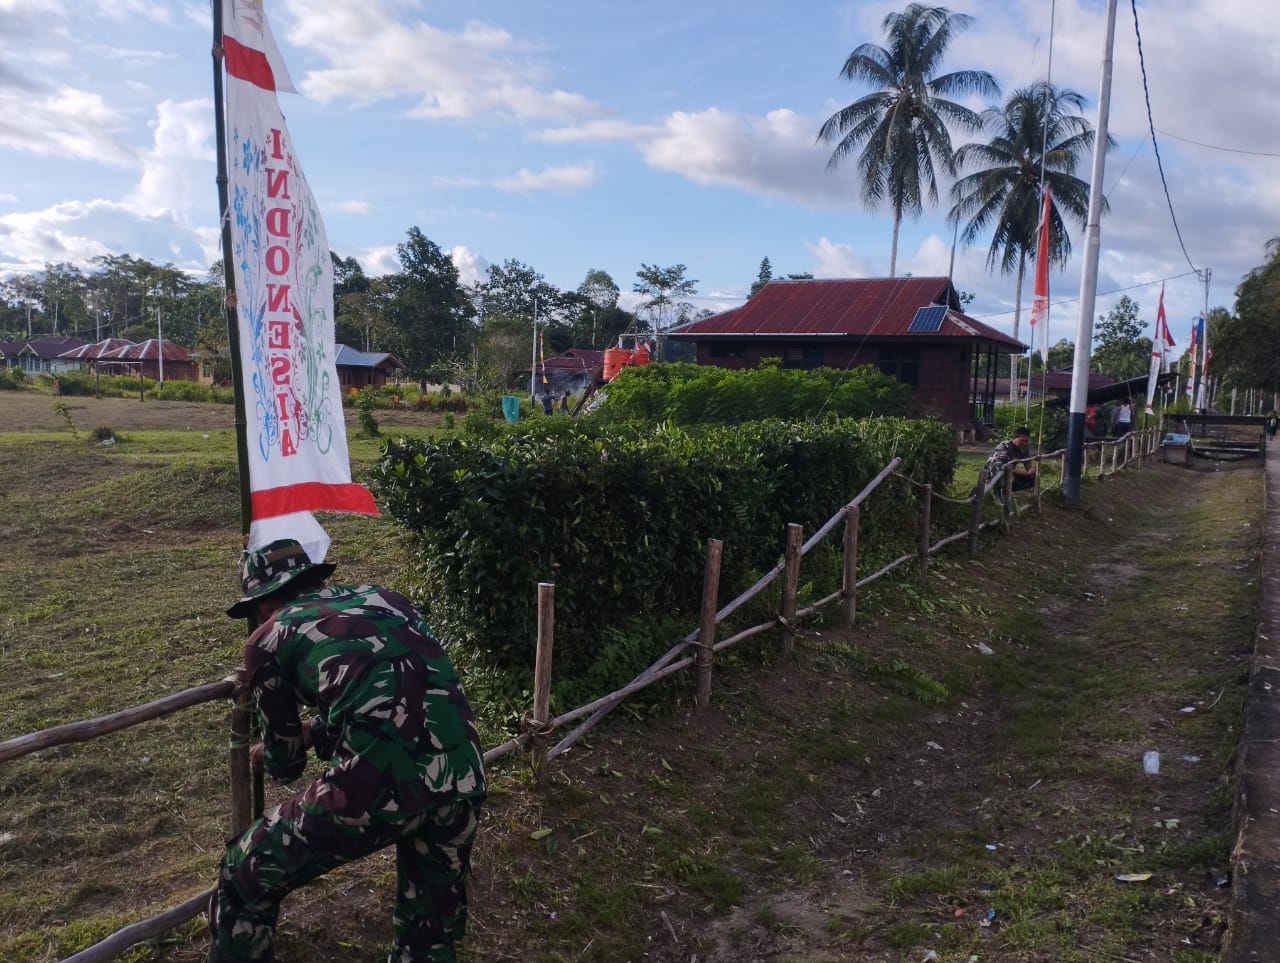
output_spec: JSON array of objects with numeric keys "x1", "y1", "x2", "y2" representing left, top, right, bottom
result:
[
  {"x1": 970, "y1": 270, "x2": 1200, "y2": 320},
  {"x1": 1105, "y1": 134, "x2": 1148, "y2": 194},
  {"x1": 1154, "y1": 127, "x2": 1280, "y2": 159},
  {"x1": 1130, "y1": 0, "x2": 1200, "y2": 276}
]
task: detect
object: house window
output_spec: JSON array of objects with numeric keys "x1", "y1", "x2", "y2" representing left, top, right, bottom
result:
[
  {"x1": 782, "y1": 345, "x2": 825, "y2": 369},
  {"x1": 708, "y1": 341, "x2": 746, "y2": 359},
  {"x1": 878, "y1": 346, "x2": 921, "y2": 388}
]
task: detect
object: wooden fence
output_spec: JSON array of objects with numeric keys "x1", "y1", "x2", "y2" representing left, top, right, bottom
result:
[{"x1": 0, "y1": 428, "x2": 1159, "y2": 963}]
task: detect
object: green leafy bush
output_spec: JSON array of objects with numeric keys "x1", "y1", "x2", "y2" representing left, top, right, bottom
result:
[
  {"x1": 992, "y1": 402, "x2": 1069, "y2": 452},
  {"x1": 0, "y1": 367, "x2": 24, "y2": 390},
  {"x1": 594, "y1": 362, "x2": 912, "y2": 425},
  {"x1": 356, "y1": 386, "x2": 381, "y2": 437},
  {"x1": 371, "y1": 416, "x2": 956, "y2": 685},
  {"x1": 151, "y1": 380, "x2": 234, "y2": 404}
]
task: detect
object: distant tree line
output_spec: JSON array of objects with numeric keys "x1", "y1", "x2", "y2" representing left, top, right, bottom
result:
[{"x1": 0, "y1": 235, "x2": 711, "y2": 392}]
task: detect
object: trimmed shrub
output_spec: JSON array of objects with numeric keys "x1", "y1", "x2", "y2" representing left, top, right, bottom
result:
[
  {"x1": 594, "y1": 362, "x2": 912, "y2": 425},
  {"x1": 0, "y1": 367, "x2": 24, "y2": 390},
  {"x1": 371, "y1": 416, "x2": 956, "y2": 682}
]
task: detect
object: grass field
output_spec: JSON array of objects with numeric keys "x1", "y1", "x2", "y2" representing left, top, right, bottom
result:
[{"x1": 0, "y1": 385, "x2": 1254, "y2": 963}]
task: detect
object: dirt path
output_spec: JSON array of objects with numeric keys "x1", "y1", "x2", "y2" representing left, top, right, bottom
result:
[{"x1": 651, "y1": 461, "x2": 1255, "y2": 963}]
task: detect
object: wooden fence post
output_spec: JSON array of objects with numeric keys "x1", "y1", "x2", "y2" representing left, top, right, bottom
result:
[
  {"x1": 780, "y1": 523, "x2": 802, "y2": 656},
  {"x1": 1033, "y1": 455, "x2": 1043, "y2": 512},
  {"x1": 1111, "y1": 439, "x2": 1119, "y2": 475},
  {"x1": 696, "y1": 539, "x2": 723, "y2": 709},
  {"x1": 842, "y1": 506, "x2": 860, "y2": 627},
  {"x1": 968, "y1": 486, "x2": 983, "y2": 556},
  {"x1": 1002, "y1": 471, "x2": 1013, "y2": 526},
  {"x1": 531, "y1": 582, "x2": 555, "y2": 784},
  {"x1": 917, "y1": 484, "x2": 932, "y2": 588},
  {"x1": 229, "y1": 689, "x2": 252, "y2": 836}
]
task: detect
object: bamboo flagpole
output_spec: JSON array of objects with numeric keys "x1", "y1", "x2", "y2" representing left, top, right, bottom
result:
[{"x1": 212, "y1": 0, "x2": 260, "y2": 833}]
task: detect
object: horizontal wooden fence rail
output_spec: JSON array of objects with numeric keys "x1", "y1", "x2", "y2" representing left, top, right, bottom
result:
[
  {"x1": 6, "y1": 438, "x2": 1166, "y2": 963},
  {"x1": 0, "y1": 679, "x2": 236, "y2": 763}
]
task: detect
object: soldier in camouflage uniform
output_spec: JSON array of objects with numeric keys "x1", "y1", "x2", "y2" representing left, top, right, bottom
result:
[
  {"x1": 982, "y1": 425, "x2": 1037, "y2": 497},
  {"x1": 208, "y1": 539, "x2": 486, "y2": 963}
]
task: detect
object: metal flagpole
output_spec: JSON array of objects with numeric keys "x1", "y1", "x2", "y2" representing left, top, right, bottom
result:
[
  {"x1": 529, "y1": 298, "x2": 538, "y2": 402},
  {"x1": 1063, "y1": 0, "x2": 1119, "y2": 505}
]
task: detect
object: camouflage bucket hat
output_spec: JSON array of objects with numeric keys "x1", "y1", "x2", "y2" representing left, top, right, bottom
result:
[{"x1": 226, "y1": 538, "x2": 336, "y2": 619}]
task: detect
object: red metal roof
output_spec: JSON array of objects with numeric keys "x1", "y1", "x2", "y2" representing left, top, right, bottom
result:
[
  {"x1": 97, "y1": 338, "x2": 192, "y2": 362},
  {"x1": 543, "y1": 348, "x2": 606, "y2": 371},
  {"x1": 58, "y1": 338, "x2": 136, "y2": 359},
  {"x1": 670, "y1": 277, "x2": 1024, "y2": 349}
]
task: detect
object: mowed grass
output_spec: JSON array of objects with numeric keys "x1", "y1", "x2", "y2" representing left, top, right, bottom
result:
[{"x1": 0, "y1": 388, "x2": 1260, "y2": 963}]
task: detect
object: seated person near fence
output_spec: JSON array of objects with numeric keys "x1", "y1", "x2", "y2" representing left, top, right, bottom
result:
[{"x1": 982, "y1": 426, "x2": 1037, "y2": 495}]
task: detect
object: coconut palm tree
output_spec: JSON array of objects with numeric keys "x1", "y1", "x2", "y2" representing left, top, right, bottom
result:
[
  {"x1": 817, "y1": 4, "x2": 998, "y2": 277},
  {"x1": 948, "y1": 81, "x2": 1108, "y2": 391}
]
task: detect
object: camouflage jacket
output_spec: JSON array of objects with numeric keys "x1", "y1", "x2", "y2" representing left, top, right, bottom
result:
[
  {"x1": 244, "y1": 584, "x2": 486, "y2": 813},
  {"x1": 982, "y1": 438, "x2": 1031, "y2": 485}
]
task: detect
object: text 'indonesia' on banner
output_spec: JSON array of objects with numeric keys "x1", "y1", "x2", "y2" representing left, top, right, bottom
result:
[{"x1": 221, "y1": 0, "x2": 377, "y2": 526}]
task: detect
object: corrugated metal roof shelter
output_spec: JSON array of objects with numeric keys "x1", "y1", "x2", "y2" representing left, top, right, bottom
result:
[
  {"x1": 667, "y1": 277, "x2": 1025, "y2": 430},
  {"x1": 334, "y1": 344, "x2": 406, "y2": 389}
]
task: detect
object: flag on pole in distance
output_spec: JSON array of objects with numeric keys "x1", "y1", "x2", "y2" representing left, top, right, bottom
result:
[
  {"x1": 1185, "y1": 319, "x2": 1199, "y2": 399},
  {"x1": 1144, "y1": 284, "x2": 1174, "y2": 415},
  {"x1": 1027, "y1": 187, "x2": 1052, "y2": 363},
  {"x1": 222, "y1": 0, "x2": 377, "y2": 526}
]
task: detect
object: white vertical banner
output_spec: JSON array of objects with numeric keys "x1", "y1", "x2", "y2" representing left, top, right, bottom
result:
[{"x1": 222, "y1": 0, "x2": 377, "y2": 530}]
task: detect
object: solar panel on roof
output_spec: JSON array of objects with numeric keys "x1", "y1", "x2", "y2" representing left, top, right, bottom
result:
[{"x1": 907, "y1": 304, "x2": 947, "y2": 332}]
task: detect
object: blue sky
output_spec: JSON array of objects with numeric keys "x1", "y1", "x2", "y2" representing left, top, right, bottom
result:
[{"x1": 2, "y1": 0, "x2": 1277, "y2": 355}]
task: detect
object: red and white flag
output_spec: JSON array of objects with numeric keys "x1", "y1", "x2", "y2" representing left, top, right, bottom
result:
[
  {"x1": 1144, "y1": 284, "x2": 1175, "y2": 414},
  {"x1": 222, "y1": 0, "x2": 376, "y2": 552},
  {"x1": 1027, "y1": 187, "x2": 1051, "y2": 363}
]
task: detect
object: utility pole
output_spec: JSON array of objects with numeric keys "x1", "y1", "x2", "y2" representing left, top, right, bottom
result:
[
  {"x1": 156, "y1": 305, "x2": 165, "y2": 384},
  {"x1": 1063, "y1": 0, "x2": 1119, "y2": 505},
  {"x1": 529, "y1": 298, "x2": 539, "y2": 402}
]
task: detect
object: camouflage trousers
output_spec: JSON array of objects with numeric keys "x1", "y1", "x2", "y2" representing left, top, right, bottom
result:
[{"x1": 209, "y1": 782, "x2": 481, "y2": 963}]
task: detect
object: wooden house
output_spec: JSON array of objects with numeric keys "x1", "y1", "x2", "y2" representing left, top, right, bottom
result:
[{"x1": 666, "y1": 277, "x2": 1024, "y2": 430}]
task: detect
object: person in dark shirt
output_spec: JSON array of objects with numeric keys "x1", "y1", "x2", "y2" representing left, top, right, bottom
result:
[
  {"x1": 981, "y1": 425, "x2": 1037, "y2": 496},
  {"x1": 208, "y1": 539, "x2": 486, "y2": 963}
]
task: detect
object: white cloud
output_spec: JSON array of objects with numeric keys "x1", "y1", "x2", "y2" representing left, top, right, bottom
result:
[
  {"x1": 494, "y1": 163, "x2": 596, "y2": 193},
  {"x1": 92, "y1": 0, "x2": 170, "y2": 23},
  {"x1": 337, "y1": 200, "x2": 373, "y2": 215},
  {"x1": 278, "y1": 0, "x2": 601, "y2": 122},
  {"x1": 449, "y1": 245, "x2": 489, "y2": 288},
  {"x1": 0, "y1": 86, "x2": 136, "y2": 165},
  {"x1": 125, "y1": 99, "x2": 213, "y2": 220},
  {"x1": 355, "y1": 244, "x2": 400, "y2": 277},
  {"x1": 0, "y1": 193, "x2": 15, "y2": 203},
  {"x1": 535, "y1": 119, "x2": 652, "y2": 144},
  {"x1": 806, "y1": 237, "x2": 875, "y2": 279},
  {"x1": 0, "y1": 199, "x2": 117, "y2": 274}
]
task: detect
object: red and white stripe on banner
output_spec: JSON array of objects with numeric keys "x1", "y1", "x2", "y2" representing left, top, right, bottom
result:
[{"x1": 222, "y1": 1, "x2": 377, "y2": 528}]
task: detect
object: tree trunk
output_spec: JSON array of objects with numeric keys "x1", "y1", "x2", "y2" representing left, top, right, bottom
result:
[
  {"x1": 1009, "y1": 253, "x2": 1026, "y2": 403},
  {"x1": 889, "y1": 212, "x2": 902, "y2": 278}
]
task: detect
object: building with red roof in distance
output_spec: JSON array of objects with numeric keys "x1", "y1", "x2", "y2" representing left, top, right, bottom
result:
[{"x1": 667, "y1": 277, "x2": 1024, "y2": 430}]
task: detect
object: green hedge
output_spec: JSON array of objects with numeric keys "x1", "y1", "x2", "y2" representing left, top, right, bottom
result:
[
  {"x1": 371, "y1": 416, "x2": 956, "y2": 679},
  {"x1": 593, "y1": 362, "x2": 912, "y2": 425},
  {"x1": 992, "y1": 402, "x2": 1069, "y2": 451}
]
